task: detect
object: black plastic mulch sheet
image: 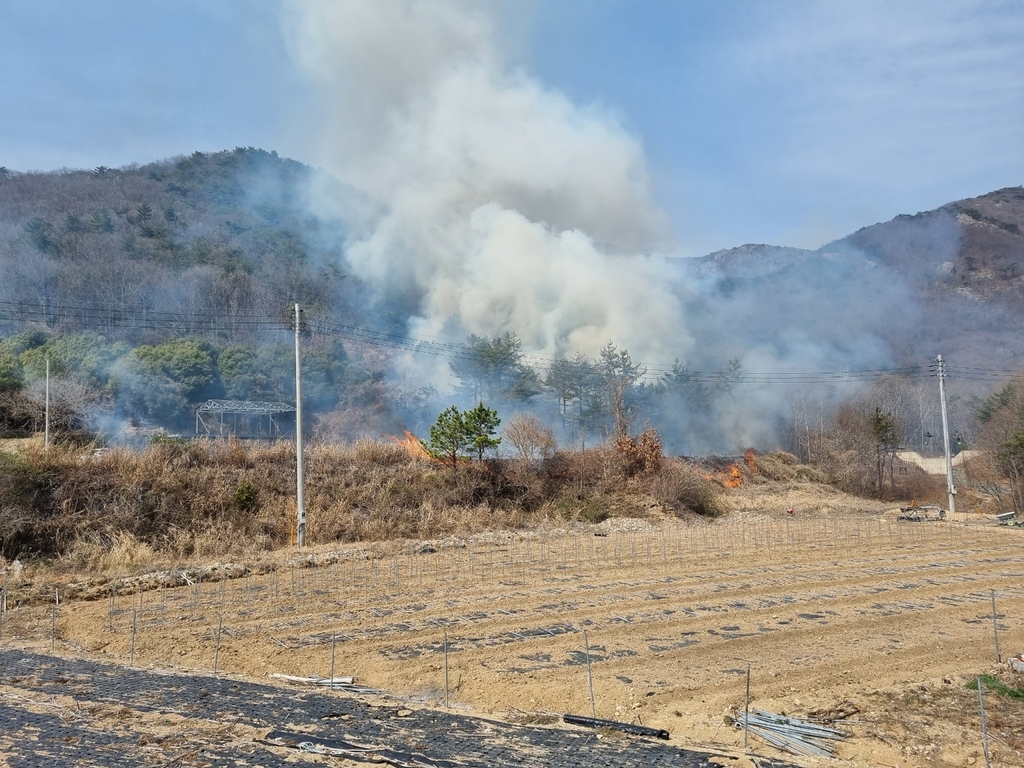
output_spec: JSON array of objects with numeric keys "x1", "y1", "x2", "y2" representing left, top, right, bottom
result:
[{"x1": 0, "y1": 648, "x2": 800, "y2": 767}]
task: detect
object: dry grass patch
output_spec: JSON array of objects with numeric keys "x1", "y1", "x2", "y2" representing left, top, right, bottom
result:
[
  {"x1": 4, "y1": 437, "x2": 876, "y2": 580},
  {"x1": 864, "y1": 670, "x2": 1024, "y2": 766},
  {"x1": 3, "y1": 438, "x2": 725, "y2": 565}
]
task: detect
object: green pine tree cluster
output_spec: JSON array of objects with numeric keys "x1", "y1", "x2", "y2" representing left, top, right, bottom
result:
[{"x1": 427, "y1": 402, "x2": 502, "y2": 465}]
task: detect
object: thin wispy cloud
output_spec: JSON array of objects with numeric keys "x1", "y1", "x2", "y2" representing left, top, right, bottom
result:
[
  {"x1": 702, "y1": 0, "x2": 1024, "y2": 244},
  {"x1": 0, "y1": 0, "x2": 1020, "y2": 251}
]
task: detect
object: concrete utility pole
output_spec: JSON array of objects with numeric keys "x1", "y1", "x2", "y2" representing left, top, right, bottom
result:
[
  {"x1": 935, "y1": 355, "x2": 956, "y2": 514},
  {"x1": 44, "y1": 357, "x2": 50, "y2": 448},
  {"x1": 294, "y1": 303, "x2": 306, "y2": 547}
]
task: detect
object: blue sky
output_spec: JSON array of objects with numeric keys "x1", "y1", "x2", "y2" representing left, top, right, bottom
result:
[{"x1": 2, "y1": 0, "x2": 1022, "y2": 255}]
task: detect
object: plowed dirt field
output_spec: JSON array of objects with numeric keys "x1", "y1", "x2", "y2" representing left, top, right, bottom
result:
[{"x1": 3, "y1": 511, "x2": 1023, "y2": 767}]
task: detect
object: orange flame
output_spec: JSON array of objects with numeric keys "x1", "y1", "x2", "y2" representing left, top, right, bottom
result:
[
  {"x1": 701, "y1": 462, "x2": 743, "y2": 488},
  {"x1": 389, "y1": 430, "x2": 433, "y2": 460},
  {"x1": 722, "y1": 463, "x2": 742, "y2": 488},
  {"x1": 744, "y1": 448, "x2": 760, "y2": 474},
  {"x1": 387, "y1": 431, "x2": 485, "y2": 469}
]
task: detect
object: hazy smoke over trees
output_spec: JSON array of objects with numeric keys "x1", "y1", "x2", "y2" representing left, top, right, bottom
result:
[
  {"x1": 1, "y1": 3, "x2": 1006, "y2": 458},
  {"x1": 278, "y1": 0, "x2": 938, "y2": 453},
  {"x1": 282, "y1": 0, "x2": 690, "y2": 377}
]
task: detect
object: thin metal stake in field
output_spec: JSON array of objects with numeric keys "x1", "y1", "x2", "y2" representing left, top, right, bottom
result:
[
  {"x1": 990, "y1": 590, "x2": 1001, "y2": 663},
  {"x1": 129, "y1": 608, "x2": 136, "y2": 665},
  {"x1": 444, "y1": 631, "x2": 450, "y2": 709},
  {"x1": 744, "y1": 664, "x2": 751, "y2": 752},
  {"x1": 977, "y1": 676, "x2": 992, "y2": 768},
  {"x1": 213, "y1": 608, "x2": 224, "y2": 677},
  {"x1": 329, "y1": 633, "x2": 336, "y2": 681},
  {"x1": 584, "y1": 629, "x2": 596, "y2": 719}
]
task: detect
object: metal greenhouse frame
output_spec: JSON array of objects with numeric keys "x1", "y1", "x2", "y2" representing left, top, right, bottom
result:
[{"x1": 195, "y1": 399, "x2": 296, "y2": 439}]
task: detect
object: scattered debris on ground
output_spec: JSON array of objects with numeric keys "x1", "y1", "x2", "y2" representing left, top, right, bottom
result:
[
  {"x1": 562, "y1": 713, "x2": 670, "y2": 740},
  {"x1": 898, "y1": 504, "x2": 946, "y2": 521},
  {"x1": 263, "y1": 730, "x2": 474, "y2": 768},
  {"x1": 270, "y1": 672, "x2": 382, "y2": 694}
]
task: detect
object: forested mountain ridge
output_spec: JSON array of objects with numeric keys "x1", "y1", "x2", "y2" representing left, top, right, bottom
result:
[
  {"x1": 696, "y1": 187, "x2": 1024, "y2": 297},
  {"x1": 843, "y1": 186, "x2": 1024, "y2": 298},
  {"x1": 0, "y1": 148, "x2": 1019, "y2": 458},
  {"x1": 0, "y1": 149, "x2": 401, "y2": 438},
  {"x1": 0, "y1": 147, "x2": 376, "y2": 330},
  {"x1": 687, "y1": 187, "x2": 1024, "y2": 372}
]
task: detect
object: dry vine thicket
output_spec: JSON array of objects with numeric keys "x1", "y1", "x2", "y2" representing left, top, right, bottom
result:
[{"x1": 0, "y1": 436, "x2": 723, "y2": 566}]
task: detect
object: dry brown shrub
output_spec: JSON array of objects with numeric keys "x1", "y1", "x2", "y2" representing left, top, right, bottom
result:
[
  {"x1": 553, "y1": 446, "x2": 618, "y2": 494},
  {"x1": 896, "y1": 472, "x2": 949, "y2": 507},
  {"x1": 537, "y1": 448, "x2": 620, "y2": 523},
  {"x1": 754, "y1": 451, "x2": 830, "y2": 483},
  {"x1": 0, "y1": 390, "x2": 43, "y2": 435},
  {"x1": 499, "y1": 457, "x2": 548, "y2": 507},
  {"x1": 67, "y1": 532, "x2": 158, "y2": 572},
  {"x1": 226, "y1": 435, "x2": 250, "y2": 466},
  {"x1": 2, "y1": 435, "x2": 727, "y2": 564},
  {"x1": 310, "y1": 496, "x2": 528, "y2": 544},
  {"x1": 189, "y1": 521, "x2": 279, "y2": 560},
  {"x1": 649, "y1": 460, "x2": 723, "y2": 518},
  {"x1": 7, "y1": 438, "x2": 387, "y2": 559},
  {"x1": 613, "y1": 426, "x2": 663, "y2": 478},
  {"x1": 5, "y1": 439, "x2": 295, "y2": 560},
  {"x1": 957, "y1": 455, "x2": 1014, "y2": 514}
]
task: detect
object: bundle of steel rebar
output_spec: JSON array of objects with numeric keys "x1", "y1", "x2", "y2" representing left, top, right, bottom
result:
[{"x1": 735, "y1": 709, "x2": 848, "y2": 758}]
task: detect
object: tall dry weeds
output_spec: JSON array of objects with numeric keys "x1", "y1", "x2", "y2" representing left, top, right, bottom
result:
[{"x1": 0, "y1": 437, "x2": 726, "y2": 565}]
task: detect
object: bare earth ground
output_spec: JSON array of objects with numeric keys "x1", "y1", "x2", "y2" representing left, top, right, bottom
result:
[{"x1": 2, "y1": 500, "x2": 1023, "y2": 767}]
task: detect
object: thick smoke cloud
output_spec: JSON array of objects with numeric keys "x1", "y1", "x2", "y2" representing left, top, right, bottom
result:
[
  {"x1": 280, "y1": 1, "x2": 927, "y2": 454},
  {"x1": 282, "y1": 0, "x2": 688, "y2": 374}
]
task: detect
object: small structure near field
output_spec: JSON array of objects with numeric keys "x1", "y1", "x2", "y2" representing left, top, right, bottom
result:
[
  {"x1": 195, "y1": 400, "x2": 295, "y2": 439},
  {"x1": 898, "y1": 505, "x2": 946, "y2": 522}
]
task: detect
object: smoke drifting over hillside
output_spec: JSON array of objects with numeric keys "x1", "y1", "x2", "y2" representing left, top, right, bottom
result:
[
  {"x1": 276, "y1": 1, "x2": 941, "y2": 452},
  {"x1": 282, "y1": 0, "x2": 688, "y2": 372},
  {"x1": 3, "y1": 0, "x2": 1015, "y2": 456}
]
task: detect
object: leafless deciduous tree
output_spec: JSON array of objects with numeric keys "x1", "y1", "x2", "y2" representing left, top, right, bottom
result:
[{"x1": 503, "y1": 412, "x2": 556, "y2": 462}]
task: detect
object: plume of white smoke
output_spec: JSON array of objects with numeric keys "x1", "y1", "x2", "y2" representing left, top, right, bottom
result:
[{"x1": 282, "y1": 0, "x2": 689, "y2": 376}]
